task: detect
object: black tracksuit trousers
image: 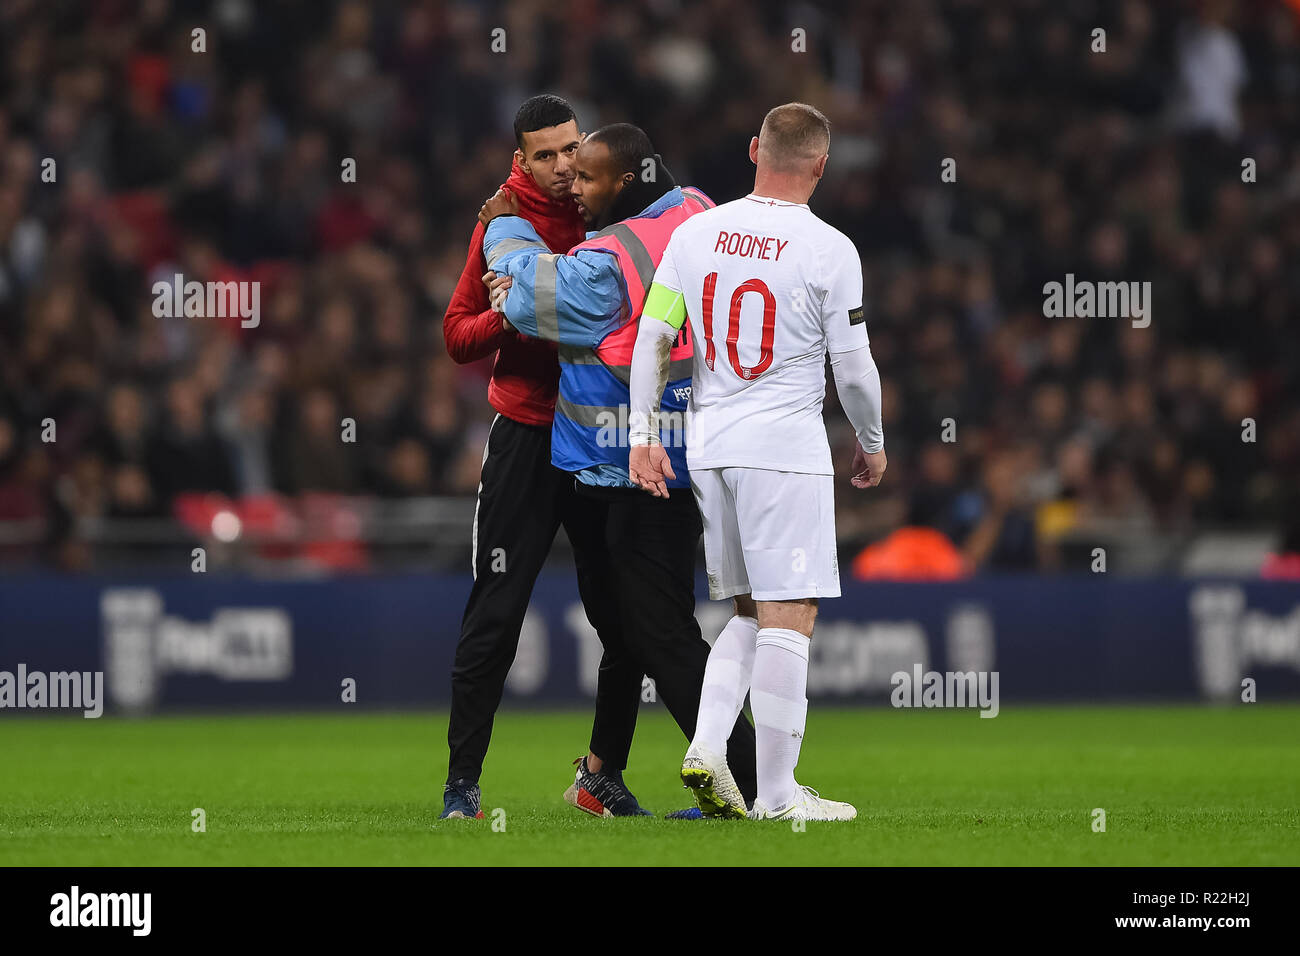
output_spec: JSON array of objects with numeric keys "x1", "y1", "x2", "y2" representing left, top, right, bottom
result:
[
  {"x1": 580, "y1": 483, "x2": 759, "y2": 805},
  {"x1": 447, "y1": 415, "x2": 641, "y2": 784}
]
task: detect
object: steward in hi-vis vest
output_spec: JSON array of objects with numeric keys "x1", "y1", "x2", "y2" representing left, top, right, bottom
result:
[{"x1": 483, "y1": 163, "x2": 713, "y2": 490}]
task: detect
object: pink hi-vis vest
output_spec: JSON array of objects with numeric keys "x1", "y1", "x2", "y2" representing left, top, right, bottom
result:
[{"x1": 568, "y1": 187, "x2": 714, "y2": 372}]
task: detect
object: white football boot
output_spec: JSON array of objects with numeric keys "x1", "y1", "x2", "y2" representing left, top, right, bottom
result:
[
  {"x1": 679, "y1": 743, "x2": 747, "y2": 819},
  {"x1": 749, "y1": 784, "x2": 856, "y2": 822}
]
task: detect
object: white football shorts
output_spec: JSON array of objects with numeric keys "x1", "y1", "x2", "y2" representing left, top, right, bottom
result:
[{"x1": 690, "y1": 467, "x2": 840, "y2": 602}]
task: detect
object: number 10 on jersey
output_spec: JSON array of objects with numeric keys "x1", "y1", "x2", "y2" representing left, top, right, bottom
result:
[{"x1": 701, "y1": 272, "x2": 775, "y2": 381}]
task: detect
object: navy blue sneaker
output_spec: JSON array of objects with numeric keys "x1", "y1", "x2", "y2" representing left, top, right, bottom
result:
[
  {"x1": 440, "y1": 778, "x2": 484, "y2": 820},
  {"x1": 562, "y1": 756, "x2": 653, "y2": 817}
]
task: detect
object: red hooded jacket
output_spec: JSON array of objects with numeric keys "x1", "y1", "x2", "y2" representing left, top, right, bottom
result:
[{"x1": 443, "y1": 160, "x2": 586, "y2": 426}]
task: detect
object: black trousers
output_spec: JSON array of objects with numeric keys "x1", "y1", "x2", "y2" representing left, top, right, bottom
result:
[
  {"x1": 587, "y1": 484, "x2": 759, "y2": 805},
  {"x1": 446, "y1": 415, "x2": 642, "y2": 784}
]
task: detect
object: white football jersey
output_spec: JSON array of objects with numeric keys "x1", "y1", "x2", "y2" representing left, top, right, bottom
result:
[{"x1": 653, "y1": 194, "x2": 868, "y2": 475}]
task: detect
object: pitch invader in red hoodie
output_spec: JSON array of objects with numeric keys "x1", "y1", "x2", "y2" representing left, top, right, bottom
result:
[{"x1": 440, "y1": 96, "x2": 651, "y2": 820}]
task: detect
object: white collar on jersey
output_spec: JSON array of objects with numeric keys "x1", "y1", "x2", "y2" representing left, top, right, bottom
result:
[{"x1": 745, "y1": 193, "x2": 809, "y2": 209}]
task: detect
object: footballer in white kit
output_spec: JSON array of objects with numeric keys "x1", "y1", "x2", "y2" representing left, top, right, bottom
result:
[{"x1": 628, "y1": 103, "x2": 886, "y2": 822}]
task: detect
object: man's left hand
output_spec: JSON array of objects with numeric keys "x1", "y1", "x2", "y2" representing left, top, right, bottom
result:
[{"x1": 851, "y1": 443, "x2": 887, "y2": 488}]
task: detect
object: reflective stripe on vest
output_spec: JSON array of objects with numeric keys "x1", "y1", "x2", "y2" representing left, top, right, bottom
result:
[
  {"x1": 555, "y1": 394, "x2": 614, "y2": 429},
  {"x1": 484, "y1": 236, "x2": 550, "y2": 269},
  {"x1": 590, "y1": 222, "x2": 657, "y2": 306},
  {"x1": 681, "y1": 188, "x2": 710, "y2": 213},
  {"x1": 561, "y1": 343, "x2": 692, "y2": 387},
  {"x1": 531, "y1": 253, "x2": 561, "y2": 341}
]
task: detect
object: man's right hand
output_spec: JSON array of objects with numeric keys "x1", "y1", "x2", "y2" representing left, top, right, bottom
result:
[
  {"x1": 488, "y1": 273, "x2": 513, "y2": 323},
  {"x1": 478, "y1": 188, "x2": 520, "y2": 226},
  {"x1": 630, "y1": 444, "x2": 676, "y2": 498}
]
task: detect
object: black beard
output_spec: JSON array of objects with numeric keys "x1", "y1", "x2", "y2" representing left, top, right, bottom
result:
[{"x1": 599, "y1": 156, "x2": 678, "y2": 229}]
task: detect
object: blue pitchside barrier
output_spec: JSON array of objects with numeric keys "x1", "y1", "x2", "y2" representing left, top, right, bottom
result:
[{"x1": 0, "y1": 573, "x2": 1298, "y2": 714}]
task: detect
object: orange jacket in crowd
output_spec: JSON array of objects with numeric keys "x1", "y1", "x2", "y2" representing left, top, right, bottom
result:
[{"x1": 852, "y1": 527, "x2": 969, "y2": 580}]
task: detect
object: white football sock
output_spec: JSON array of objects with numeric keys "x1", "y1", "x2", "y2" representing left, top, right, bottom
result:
[
  {"x1": 691, "y1": 614, "x2": 758, "y2": 755},
  {"x1": 750, "y1": 627, "x2": 810, "y2": 812}
]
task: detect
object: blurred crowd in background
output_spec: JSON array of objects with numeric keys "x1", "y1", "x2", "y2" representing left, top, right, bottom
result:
[{"x1": 1, "y1": 0, "x2": 1298, "y2": 572}]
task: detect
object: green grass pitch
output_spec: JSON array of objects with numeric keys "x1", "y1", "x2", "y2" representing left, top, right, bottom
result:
[{"x1": 2, "y1": 705, "x2": 1297, "y2": 866}]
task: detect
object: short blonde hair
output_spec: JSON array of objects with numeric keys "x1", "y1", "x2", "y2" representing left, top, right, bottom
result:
[{"x1": 757, "y1": 103, "x2": 831, "y2": 171}]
